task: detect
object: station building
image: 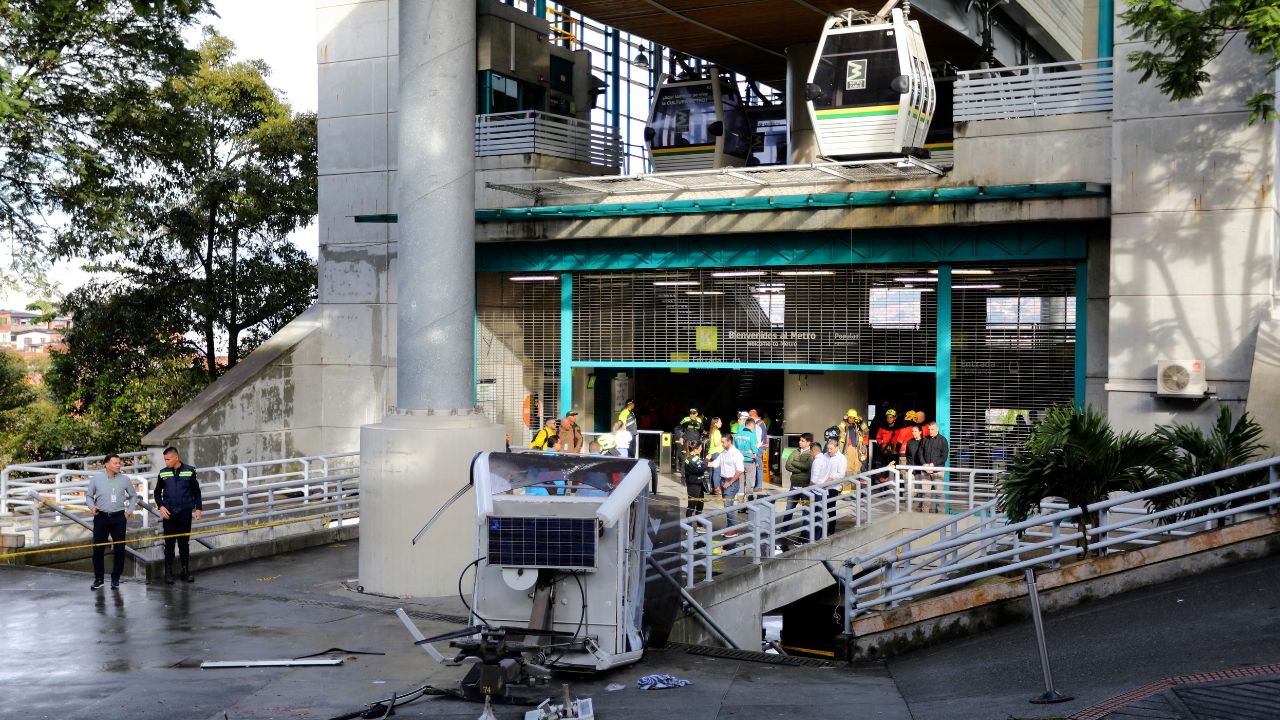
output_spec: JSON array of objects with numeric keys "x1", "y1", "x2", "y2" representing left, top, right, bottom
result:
[{"x1": 145, "y1": 0, "x2": 1280, "y2": 471}]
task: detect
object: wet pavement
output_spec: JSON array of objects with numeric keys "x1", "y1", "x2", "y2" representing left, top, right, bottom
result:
[{"x1": 3, "y1": 539, "x2": 1279, "y2": 720}]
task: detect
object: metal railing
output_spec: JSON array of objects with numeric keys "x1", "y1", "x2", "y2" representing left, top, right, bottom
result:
[
  {"x1": 654, "y1": 464, "x2": 1001, "y2": 588},
  {"x1": 954, "y1": 58, "x2": 1114, "y2": 122},
  {"x1": 830, "y1": 456, "x2": 1280, "y2": 634},
  {"x1": 2, "y1": 452, "x2": 360, "y2": 552},
  {"x1": 475, "y1": 111, "x2": 622, "y2": 170}
]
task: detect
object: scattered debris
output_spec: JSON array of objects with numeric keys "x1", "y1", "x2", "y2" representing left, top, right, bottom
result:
[
  {"x1": 293, "y1": 648, "x2": 386, "y2": 660},
  {"x1": 201, "y1": 658, "x2": 343, "y2": 668},
  {"x1": 637, "y1": 674, "x2": 691, "y2": 690},
  {"x1": 524, "y1": 685, "x2": 594, "y2": 719},
  {"x1": 604, "y1": 683, "x2": 625, "y2": 692}
]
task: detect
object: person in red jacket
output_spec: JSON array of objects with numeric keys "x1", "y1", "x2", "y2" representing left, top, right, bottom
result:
[{"x1": 873, "y1": 409, "x2": 899, "y2": 471}]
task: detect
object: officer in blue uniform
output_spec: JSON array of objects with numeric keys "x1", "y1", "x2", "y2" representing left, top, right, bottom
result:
[{"x1": 154, "y1": 446, "x2": 203, "y2": 584}]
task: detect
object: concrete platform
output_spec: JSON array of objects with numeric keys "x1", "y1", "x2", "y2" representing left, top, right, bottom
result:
[{"x1": 4, "y1": 538, "x2": 1279, "y2": 720}]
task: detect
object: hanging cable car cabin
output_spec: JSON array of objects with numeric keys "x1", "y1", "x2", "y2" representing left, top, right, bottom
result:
[
  {"x1": 645, "y1": 68, "x2": 753, "y2": 172},
  {"x1": 805, "y1": 6, "x2": 935, "y2": 159}
]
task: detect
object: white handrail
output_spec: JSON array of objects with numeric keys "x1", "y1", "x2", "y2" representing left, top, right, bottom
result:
[
  {"x1": 834, "y1": 455, "x2": 1280, "y2": 631},
  {"x1": 954, "y1": 58, "x2": 1113, "y2": 122}
]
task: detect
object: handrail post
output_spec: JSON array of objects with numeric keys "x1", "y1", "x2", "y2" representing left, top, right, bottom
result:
[{"x1": 1025, "y1": 567, "x2": 1072, "y2": 704}]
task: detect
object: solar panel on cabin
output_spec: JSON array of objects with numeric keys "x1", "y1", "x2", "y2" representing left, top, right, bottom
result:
[{"x1": 487, "y1": 517, "x2": 596, "y2": 570}]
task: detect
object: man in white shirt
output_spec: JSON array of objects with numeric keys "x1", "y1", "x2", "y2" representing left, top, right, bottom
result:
[
  {"x1": 809, "y1": 439, "x2": 847, "y2": 539},
  {"x1": 612, "y1": 420, "x2": 633, "y2": 457},
  {"x1": 709, "y1": 434, "x2": 746, "y2": 537}
]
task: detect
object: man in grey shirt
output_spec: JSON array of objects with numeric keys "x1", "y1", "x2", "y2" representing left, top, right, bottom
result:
[{"x1": 86, "y1": 454, "x2": 137, "y2": 590}]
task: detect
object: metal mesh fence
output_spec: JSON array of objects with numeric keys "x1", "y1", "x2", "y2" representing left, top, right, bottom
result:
[
  {"x1": 476, "y1": 273, "x2": 561, "y2": 446},
  {"x1": 951, "y1": 264, "x2": 1078, "y2": 469},
  {"x1": 573, "y1": 267, "x2": 938, "y2": 366}
]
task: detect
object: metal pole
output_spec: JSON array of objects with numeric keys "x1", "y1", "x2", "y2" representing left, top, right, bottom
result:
[
  {"x1": 396, "y1": 0, "x2": 477, "y2": 412},
  {"x1": 1024, "y1": 568, "x2": 1072, "y2": 704},
  {"x1": 645, "y1": 554, "x2": 740, "y2": 650}
]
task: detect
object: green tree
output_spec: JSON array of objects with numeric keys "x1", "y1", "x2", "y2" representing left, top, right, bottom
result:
[
  {"x1": 0, "y1": 0, "x2": 210, "y2": 289},
  {"x1": 41, "y1": 281, "x2": 205, "y2": 454},
  {"x1": 58, "y1": 29, "x2": 317, "y2": 380},
  {"x1": 1122, "y1": 0, "x2": 1280, "y2": 123},
  {"x1": 1149, "y1": 405, "x2": 1270, "y2": 523},
  {"x1": 996, "y1": 404, "x2": 1175, "y2": 554},
  {"x1": 0, "y1": 349, "x2": 33, "y2": 412}
]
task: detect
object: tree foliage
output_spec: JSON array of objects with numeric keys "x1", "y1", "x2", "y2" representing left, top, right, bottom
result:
[
  {"x1": 1122, "y1": 0, "x2": 1280, "y2": 123},
  {"x1": 0, "y1": 348, "x2": 33, "y2": 412},
  {"x1": 996, "y1": 404, "x2": 1175, "y2": 554},
  {"x1": 59, "y1": 29, "x2": 317, "y2": 381},
  {"x1": 1148, "y1": 405, "x2": 1269, "y2": 522},
  {"x1": 0, "y1": 0, "x2": 210, "y2": 290}
]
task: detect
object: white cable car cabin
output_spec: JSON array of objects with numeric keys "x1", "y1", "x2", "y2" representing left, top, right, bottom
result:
[
  {"x1": 645, "y1": 68, "x2": 753, "y2": 172},
  {"x1": 805, "y1": 4, "x2": 935, "y2": 159}
]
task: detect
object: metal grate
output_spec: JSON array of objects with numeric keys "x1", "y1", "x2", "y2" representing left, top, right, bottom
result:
[
  {"x1": 951, "y1": 265, "x2": 1077, "y2": 469},
  {"x1": 477, "y1": 274, "x2": 561, "y2": 446},
  {"x1": 573, "y1": 267, "x2": 937, "y2": 367},
  {"x1": 487, "y1": 517, "x2": 596, "y2": 570},
  {"x1": 486, "y1": 157, "x2": 944, "y2": 199}
]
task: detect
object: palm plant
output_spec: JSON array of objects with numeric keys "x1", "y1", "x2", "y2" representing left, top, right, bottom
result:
[
  {"x1": 1149, "y1": 406, "x2": 1269, "y2": 524},
  {"x1": 996, "y1": 405, "x2": 1174, "y2": 555}
]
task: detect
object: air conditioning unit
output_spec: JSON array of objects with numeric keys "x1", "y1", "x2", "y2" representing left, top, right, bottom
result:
[{"x1": 1156, "y1": 360, "x2": 1207, "y2": 397}]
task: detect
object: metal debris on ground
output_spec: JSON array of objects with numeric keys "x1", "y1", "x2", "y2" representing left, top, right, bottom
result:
[
  {"x1": 524, "y1": 685, "x2": 595, "y2": 720},
  {"x1": 200, "y1": 658, "x2": 343, "y2": 668}
]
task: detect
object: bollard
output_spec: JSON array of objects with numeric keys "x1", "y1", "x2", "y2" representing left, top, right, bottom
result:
[{"x1": 1025, "y1": 567, "x2": 1072, "y2": 704}]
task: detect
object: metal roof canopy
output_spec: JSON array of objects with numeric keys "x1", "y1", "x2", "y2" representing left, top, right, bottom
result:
[{"x1": 486, "y1": 157, "x2": 945, "y2": 199}]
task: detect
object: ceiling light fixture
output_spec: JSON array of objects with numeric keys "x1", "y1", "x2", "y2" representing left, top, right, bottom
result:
[
  {"x1": 509, "y1": 275, "x2": 557, "y2": 282},
  {"x1": 711, "y1": 270, "x2": 765, "y2": 278},
  {"x1": 653, "y1": 280, "x2": 699, "y2": 286}
]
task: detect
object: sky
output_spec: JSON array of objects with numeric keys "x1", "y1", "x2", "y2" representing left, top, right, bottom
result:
[{"x1": 1, "y1": 0, "x2": 319, "y2": 309}]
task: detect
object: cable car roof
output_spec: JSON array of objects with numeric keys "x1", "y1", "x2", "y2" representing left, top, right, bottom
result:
[{"x1": 557, "y1": 0, "x2": 1082, "y2": 85}]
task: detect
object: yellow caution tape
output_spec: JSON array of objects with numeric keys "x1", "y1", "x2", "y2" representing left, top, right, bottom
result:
[{"x1": 0, "y1": 498, "x2": 352, "y2": 561}]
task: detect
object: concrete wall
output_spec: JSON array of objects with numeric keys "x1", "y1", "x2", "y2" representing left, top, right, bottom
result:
[
  {"x1": 1105, "y1": 26, "x2": 1279, "y2": 432},
  {"x1": 782, "y1": 372, "x2": 868, "y2": 439}
]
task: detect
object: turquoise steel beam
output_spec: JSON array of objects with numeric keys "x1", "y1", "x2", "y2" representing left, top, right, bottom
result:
[
  {"x1": 1075, "y1": 261, "x2": 1088, "y2": 408},
  {"x1": 478, "y1": 223, "x2": 1088, "y2": 272},
  {"x1": 935, "y1": 265, "x2": 952, "y2": 442},
  {"x1": 1098, "y1": 0, "x2": 1114, "y2": 64},
  {"x1": 475, "y1": 182, "x2": 1108, "y2": 221},
  {"x1": 570, "y1": 360, "x2": 935, "y2": 373},
  {"x1": 560, "y1": 272, "x2": 573, "y2": 416}
]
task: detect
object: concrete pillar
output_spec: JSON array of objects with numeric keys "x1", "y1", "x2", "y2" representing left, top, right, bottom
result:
[
  {"x1": 785, "y1": 43, "x2": 820, "y2": 165},
  {"x1": 358, "y1": 0, "x2": 504, "y2": 598}
]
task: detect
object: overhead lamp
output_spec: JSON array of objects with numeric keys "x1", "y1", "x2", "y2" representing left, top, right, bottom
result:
[
  {"x1": 509, "y1": 275, "x2": 557, "y2": 282},
  {"x1": 954, "y1": 283, "x2": 1002, "y2": 289},
  {"x1": 633, "y1": 51, "x2": 649, "y2": 69},
  {"x1": 894, "y1": 277, "x2": 938, "y2": 283},
  {"x1": 685, "y1": 290, "x2": 723, "y2": 296},
  {"x1": 711, "y1": 270, "x2": 765, "y2": 278},
  {"x1": 756, "y1": 283, "x2": 784, "y2": 289},
  {"x1": 778, "y1": 270, "x2": 835, "y2": 276},
  {"x1": 930, "y1": 269, "x2": 994, "y2": 275},
  {"x1": 653, "y1": 280, "x2": 699, "y2": 286}
]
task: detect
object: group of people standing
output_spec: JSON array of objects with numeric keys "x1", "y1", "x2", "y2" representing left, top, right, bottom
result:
[
  {"x1": 526, "y1": 401, "x2": 638, "y2": 457},
  {"x1": 677, "y1": 405, "x2": 950, "y2": 531}
]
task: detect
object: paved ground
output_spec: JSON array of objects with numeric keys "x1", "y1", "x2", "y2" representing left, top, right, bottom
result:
[{"x1": 3, "y1": 539, "x2": 1279, "y2": 720}]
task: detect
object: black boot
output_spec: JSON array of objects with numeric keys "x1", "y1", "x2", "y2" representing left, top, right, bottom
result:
[
  {"x1": 181, "y1": 564, "x2": 194, "y2": 582},
  {"x1": 163, "y1": 560, "x2": 174, "y2": 584}
]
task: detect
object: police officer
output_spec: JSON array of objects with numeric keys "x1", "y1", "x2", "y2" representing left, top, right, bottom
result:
[
  {"x1": 155, "y1": 446, "x2": 203, "y2": 584},
  {"x1": 674, "y1": 407, "x2": 705, "y2": 449}
]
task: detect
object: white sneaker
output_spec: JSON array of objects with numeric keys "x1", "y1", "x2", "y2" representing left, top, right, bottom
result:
[{"x1": 694, "y1": 526, "x2": 707, "y2": 535}]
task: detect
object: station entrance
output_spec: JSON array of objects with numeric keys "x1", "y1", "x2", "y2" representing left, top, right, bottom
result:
[{"x1": 477, "y1": 258, "x2": 1082, "y2": 470}]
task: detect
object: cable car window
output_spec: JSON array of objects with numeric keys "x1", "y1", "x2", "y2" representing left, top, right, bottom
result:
[
  {"x1": 812, "y1": 29, "x2": 901, "y2": 108},
  {"x1": 720, "y1": 84, "x2": 751, "y2": 159},
  {"x1": 651, "y1": 84, "x2": 716, "y2": 148}
]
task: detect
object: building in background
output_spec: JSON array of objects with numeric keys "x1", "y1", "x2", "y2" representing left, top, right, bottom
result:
[
  {"x1": 143, "y1": 0, "x2": 1280, "y2": 467},
  {"x1": 0, "y1": 310, "x2": 71, "y2": 356}
]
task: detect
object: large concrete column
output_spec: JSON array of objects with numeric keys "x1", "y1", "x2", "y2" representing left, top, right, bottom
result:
[
  {"x1": 786, "y1": 43, "x2": 820, "y2": 165},
  {"x1": 359, "y1": 0, "x2": 504, "y2": 598}
]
